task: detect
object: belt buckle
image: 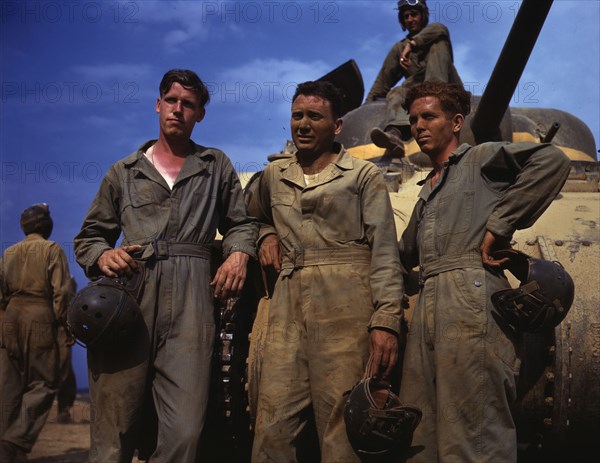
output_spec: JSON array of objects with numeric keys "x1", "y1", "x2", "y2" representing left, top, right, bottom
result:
[{"x1": 153, "y1": 239, "x2": 169, "y2": 260}]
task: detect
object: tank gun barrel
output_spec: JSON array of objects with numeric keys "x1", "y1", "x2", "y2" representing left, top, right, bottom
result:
[
  {"x1": 541, "y1": 122, "x2": 561, "y2": 143},
  {"x1": 470, "y1": 0, "x2": 554, "y2": 143}
]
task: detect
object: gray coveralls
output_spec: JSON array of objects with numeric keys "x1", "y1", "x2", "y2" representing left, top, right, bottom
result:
[
  {"x1": 366, "y1": 23, "x2": 462, "y2": 130},
  {"x1": 399, "y1": 142, "x2": 570, "y2": 462},
  {"x1": 74, "y1": 140, "x2": 257, "y2": 463},
  {"x1": 248, "y1": 146, "x2": 403, "y2": 463},
  {"x1": 0, "y1": 234, "x2": 72, "y2": 452}
]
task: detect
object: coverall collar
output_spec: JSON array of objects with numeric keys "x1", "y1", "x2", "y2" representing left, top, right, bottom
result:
[
  {"x1": 417, "y1": 143, "x2": 472, "y2": 199},
  {"x1": 278, "y1": 143, "x2": 353, "y2": 189},
  {"x1": 124, "y1": 140, "x2": 213, "y2": 189}
]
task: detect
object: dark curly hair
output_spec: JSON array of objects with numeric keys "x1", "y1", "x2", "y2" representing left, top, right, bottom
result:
[
  {"x1": 292, "y1": 81, "x2": 343, "y2": 119},
  {"x1": 159, "y1": 69, "x2": 210, "y2": 108},
  {"x1": 403, "y1": 82, "x2": 471, "y2": 117}
]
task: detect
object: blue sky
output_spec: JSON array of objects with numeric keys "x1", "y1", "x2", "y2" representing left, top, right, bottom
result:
[{"x1": 1, "y1": 0, "x2": 599, "y2": 389}]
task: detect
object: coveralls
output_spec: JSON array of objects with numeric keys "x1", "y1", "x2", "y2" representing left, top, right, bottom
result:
[
  {"x1": 249, "y1": 145, "x2": 404, "y2": 463},
  {"x1": 74, "y1": 140, "x2": 257, "y2": 463},
  {"x1": 0, "y1": 233, "x2": 71, "y2": 453},
  {"x1": 366, "y1": 23, "x2": 462, "y2": 130},
  {"x1": 398, "y1": 142, "x2": 570, "y2": 462}
]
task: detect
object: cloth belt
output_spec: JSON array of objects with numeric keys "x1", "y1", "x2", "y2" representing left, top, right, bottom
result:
[
  {"x1": 281, "y1": 247, "x2": 371, "y2": 276},
  {"x1": 419, "y1": 251, "x2": 483, "y2": 286},
  {"x1": 139, "y1": 240, "x2": 212, "y2": 261}
]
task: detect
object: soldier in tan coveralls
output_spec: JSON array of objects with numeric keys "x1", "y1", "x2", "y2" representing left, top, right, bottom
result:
[
  {"x1": 249, "y1": 81, "x2": 404, "y2": 462},
  {"x1": 0, "y1": 204, "x2": 72, "y2": 463},
  {"x1": 74, "y1": 69, "x2": 257, "y2": 462},
  {"x1": 398, "y1": 82, "x2": 570, "y2": 462},
  {"x1": 366, "y1": 0, "x2": 462, "y2": 158}
]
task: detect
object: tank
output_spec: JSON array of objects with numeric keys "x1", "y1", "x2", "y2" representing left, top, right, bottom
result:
[
  {"x1": 336, "y1": 1, "x2": 599, "y2": 461},
  {"x1": 206, "y1": 0, "x2": 599, "y2": 461}
]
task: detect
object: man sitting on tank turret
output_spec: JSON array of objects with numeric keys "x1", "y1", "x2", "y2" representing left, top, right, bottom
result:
[{"x1": 366, "y1": 0, "x2": 462, "y2": 159}]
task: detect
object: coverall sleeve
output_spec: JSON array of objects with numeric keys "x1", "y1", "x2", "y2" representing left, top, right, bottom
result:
[
  {"x1": 74, "y1": 167, "x2": 123, "y2": 278},
  {"x1": 411, "y1": 22, "x2": 450, "y2": 51},
  {"x1": 247, "y1": 167, "x2": 278, "y2": 245},
  {"x1": 365, "y1": 41, "x2": 406, "y2": 102},
  {"x1": 48, "y1": 243, "x2": 72, "y2": 321},
  {"x1": 361, "y1": 168, "x2": 405, "y2": 334},
  {"x1": 482, "y1": 142, "x2": 571, "y2": 238},
  {"x1": 217, "y1": 156, "x2": 258, "y2": 259}
]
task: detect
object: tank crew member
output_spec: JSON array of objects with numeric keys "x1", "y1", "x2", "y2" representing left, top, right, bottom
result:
[
  {"x1": 398, "y1": 81, "x2": 570, "y2": 461},
  {"x1": 366, "y1": 0, "x2": 462, "y2": 158},
  {"x1": 248, "y1": 81, "x2": 404, "y2": 462},
  {"x1": 74, "y1": 69, "x2": 257, "y2": 462},
  {"x1": 0, "y1": 204, "x2": 72, "y2": 463}
]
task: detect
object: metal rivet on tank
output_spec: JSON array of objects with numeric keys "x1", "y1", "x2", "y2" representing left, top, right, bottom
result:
[
  {"x1": 545, "y1": 397, "x2": 554, "y2": 407},
  {"x1": 543, "y1": 418, "x2": 552, "y2": 427},
  {"x1": 555, "y1": 240, "x2": 564, "y2": 246},
  {"x1": 546, "y1": 372, "x2": 555, "y2": 382},
  {"x1": 474, "y1": 280, "x2": 482, "y2": 287}
]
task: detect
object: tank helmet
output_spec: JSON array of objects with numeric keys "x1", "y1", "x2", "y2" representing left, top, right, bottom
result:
[
  {"x1": 397, "y1": 0, "x2": 429, "y2": 30},
  {"x1": 491, "y1": 249, "x2": 575, "y2": 333},
  {"x1": 344, "y1": 375, "x2": 422, "y2": 456},
  {"x1": 20, "y1": 203, "x2": 53, "y2": 238},
  {"x1": 68, "y1": 276, "x2": 143, "y2": 350}
]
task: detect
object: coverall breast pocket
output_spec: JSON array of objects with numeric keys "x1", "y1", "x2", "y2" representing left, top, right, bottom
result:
[
  {"x1": 121, "y1": 187, "x2": 161, "y2": 240},
  {"x1": 317, "y1": 193, "x2": 362, "y2": 242},
  {"x1": 435, "y1": 191, "x2": 474, "y2": 238},
  {"x1": 270, "y1": 192, "x2": 296, "y2": 240}
]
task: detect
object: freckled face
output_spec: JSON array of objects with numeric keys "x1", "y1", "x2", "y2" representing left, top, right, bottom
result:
[
  {"x1": 409, "y1": 96, "x2": 463, "y2": 157},
  {"x1": 290, "y1": 95, "x2": 342, "y2": 156}
]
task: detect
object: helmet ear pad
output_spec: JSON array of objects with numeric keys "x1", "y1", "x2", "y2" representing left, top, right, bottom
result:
[
  {"x1": 491, "y1": 249, "x2": 574, "y2": 333},
  {"x1": 343, "y1": 377, "x2": 422, "y2": 456}
]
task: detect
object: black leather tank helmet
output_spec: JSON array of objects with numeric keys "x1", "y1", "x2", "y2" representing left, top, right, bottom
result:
[
  {"x1": 68, "y1": 276, "x2": 143, "y2": 350},
  {"x1": 397, "y1": 0, "x2": 429, "y2": 30},
  {"x1": 491, "y1": 249, "x2": 575, "y2": 333},
  {"x1": 344, "y1": 375, "x2": 422, "y2": 456}
]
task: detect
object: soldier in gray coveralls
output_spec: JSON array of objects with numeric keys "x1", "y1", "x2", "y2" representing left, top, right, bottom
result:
[
  {"x1": 75, "y1": 69, "x2": 257, "y2": 463},
  {"x1": 398, "y1": 82, "x2": 570, "y2": 462}
]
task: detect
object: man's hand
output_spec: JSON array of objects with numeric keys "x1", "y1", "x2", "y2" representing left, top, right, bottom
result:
[
  {"x1": 368, "y1": 328, "x2": 398, "y2": 380},
  {"x1": 211, "y1": 251, "x2": 249, "y2": 300},
  {"x1": 480, "y1": 230, "x2": 511, "y2": 268},
  {"x1": 258, "y1": 234, "x2": 281, "y2": 273},
  {"x1": 97, "y1": 245, "x2": 141, "y2": 277},
  {"x1": 400, "y1": 40, "x2": 415, "y2": 70}
]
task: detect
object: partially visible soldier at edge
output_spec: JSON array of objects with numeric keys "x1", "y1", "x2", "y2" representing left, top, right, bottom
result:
[
  {"x1": 74, "y1": 69, "x2": 257, "y2": 462},
  {"x1": 366, "y1": 0, "x2": 462, "y2": 159},
  {"x1": 398, "y1": 81, "x2": 570, "y2": 462},
  {"x1": 248, "y1": 80, "x2": 404, "y2": 462},
  {"x1": 0, "y1": 204, "x2": 72, "y2": 463},
  {"x1": 56, "y1": 276, "x2": 78, "y2": 425}
]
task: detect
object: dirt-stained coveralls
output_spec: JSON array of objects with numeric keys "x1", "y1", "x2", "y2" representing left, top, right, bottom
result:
[
  {"x1": 74, "y1": 140, "x2": 257, "y2": 463},
  {"x1": 399, "y1": 142, "x2": 570, "y2": 462},
  {"x1": 366, "y1": 23, "x2": 462, "y2": 130},
  {"x1": 0, "y1": 233, "x2": 71, "y2": 453},
  {"x1": 248, "y1": 145, "x2": 404, "y2": 462}
]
